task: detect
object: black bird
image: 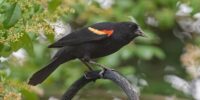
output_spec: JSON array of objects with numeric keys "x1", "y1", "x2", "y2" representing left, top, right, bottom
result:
[{"x1": 28, "y1": 22, "x2": 144, "y2": 85}]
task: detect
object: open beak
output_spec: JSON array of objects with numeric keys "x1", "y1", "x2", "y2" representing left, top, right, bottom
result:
[{"x1": 135, "y1": 28, "x2": 146, "y2": 37}]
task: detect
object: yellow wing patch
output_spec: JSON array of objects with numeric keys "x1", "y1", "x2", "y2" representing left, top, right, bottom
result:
[{"x1": 88, "y1": 27, "x2": 113, "y2": 36}]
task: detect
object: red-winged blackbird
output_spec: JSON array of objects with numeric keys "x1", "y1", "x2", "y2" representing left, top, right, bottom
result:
[{"x1": 28, "y1": 22, "x2": 144, "y2": 85}]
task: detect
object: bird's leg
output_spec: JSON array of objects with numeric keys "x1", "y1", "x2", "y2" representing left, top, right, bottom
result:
[
  {"x1": 87, "y1": 60, "x2": 115, "y2": 78},
  {"x1": 80, "y1": 59, "x2": 93, "y2": 71},
  {"x1": 81, "y1": 57, "x2": 114, "y2": 78},
  {"x1": 80, "y1": 58, "x2": 95, "y2": 79}
]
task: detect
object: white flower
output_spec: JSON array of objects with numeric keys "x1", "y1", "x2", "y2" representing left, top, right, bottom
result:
[
  {"x1": 11, "y1": 48, "x2": 26, "y2": 60},
  {"x1": 192, "y1": 19, "x2": 200, "y2": 34},
  {"x1": 193, "y1": 13, "x2": 200, "y2": 19},
  {"x1": 45, "y1": 20, "x2": 71, "y2": 40},
  {"x1": 176, "y1": 3, "x2": 192, "y2": 16},
  {"x1": 191, "y1": 78, "x2": 200, "y2": 100},
  {"x1": 52, "y1": 20, "x2": 71, "y2": 40},
  {"x1": 146, "y1": 16, "x2": 158, "y2": 27},
  {"x1": 48, "y1": 96, "x2": 59, "y2": 100},
  {"x1": 10, "y1": 48, "x2": 27, "y2": 66},
  {"x1": 164, "y1": 75, "x2": 190, "y2": 94},
  {"x1": 96, "y1": 0, "x2": 114, "y2": 9},
  {"x1": 0, "y1": 56, "x2": 8, "y2": 62}
]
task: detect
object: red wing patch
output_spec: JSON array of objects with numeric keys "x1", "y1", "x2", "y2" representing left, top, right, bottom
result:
[{"x1": 88, "y1": 27, "x2": 113, "y2": 36}]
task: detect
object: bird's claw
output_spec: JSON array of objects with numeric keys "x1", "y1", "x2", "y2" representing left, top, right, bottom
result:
[
  {"x1": 99, "y1": 69, "x2": 105, "y2": 78},
  {"x1": 84, "y1": 71, "x2": 92, "y2": 79},
  {"x1": 99, "y1": 67, "x2": 115, "y2": 78}
]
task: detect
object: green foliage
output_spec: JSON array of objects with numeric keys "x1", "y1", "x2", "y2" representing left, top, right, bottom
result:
[
  {"x1": 3, "y1": 3, "x2": 21, "y2": 28},
  {"x1": 156, "y1": 9, "x2": 175, "y2": 29},
  {"x1": 9, "y1": 32, "x2": 33, "y2": 56},
  {"x1": 190, "y1": 0, "x2": 200, "y2": 14},
  {"x1": 132, "y1": 45, "x2": 165, "y2": 60},
  {"x1": 0, "y1": 79, "x2": 38, "y2": 100},
  {"x1": 48, "y1": 0, "x2": 61, "y2": 12},
  {"x1": 20, "y1": 89, "x2": 38, "y2": 100}
]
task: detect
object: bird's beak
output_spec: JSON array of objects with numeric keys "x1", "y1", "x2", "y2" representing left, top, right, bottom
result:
[{"x1": 135, "y1": 28, "x2": 146, "y2": 37}]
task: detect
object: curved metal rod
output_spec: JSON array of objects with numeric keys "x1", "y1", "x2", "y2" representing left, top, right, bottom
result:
[{"x1": 61, "y1": 70, "x2": 139, "y2": 100}]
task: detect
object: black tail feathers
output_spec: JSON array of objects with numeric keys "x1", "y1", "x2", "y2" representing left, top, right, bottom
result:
[{"x1": 28, "y1": 56, "x2": 72, "y2": 85}]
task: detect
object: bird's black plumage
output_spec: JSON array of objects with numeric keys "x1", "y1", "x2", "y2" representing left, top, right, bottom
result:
[{"x1": 28, "y1": 22, "x2": 144, "y2": 85}]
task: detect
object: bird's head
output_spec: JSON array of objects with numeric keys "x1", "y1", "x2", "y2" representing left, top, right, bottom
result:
[{"x1": 118, "y1": 22, "x2": 145, "y2": 39}]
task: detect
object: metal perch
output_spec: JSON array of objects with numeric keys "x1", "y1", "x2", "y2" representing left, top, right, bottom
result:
[{"x1": 61, "y1": 70, "x2": 139, "y2": 100}]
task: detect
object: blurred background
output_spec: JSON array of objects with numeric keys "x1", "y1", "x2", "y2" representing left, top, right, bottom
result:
[{"x1": 1, "y1": 0, "x2": 200, "y2": 100}]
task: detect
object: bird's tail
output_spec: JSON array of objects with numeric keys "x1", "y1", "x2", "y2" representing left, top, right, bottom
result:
[{"x1": 28, "y1": 56, "x2": 73, "y2": 86}]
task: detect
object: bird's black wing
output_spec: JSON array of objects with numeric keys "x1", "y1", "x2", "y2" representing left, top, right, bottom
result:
[{"x1": 48, "y1": 22, "x2": 115, "y2": 48}]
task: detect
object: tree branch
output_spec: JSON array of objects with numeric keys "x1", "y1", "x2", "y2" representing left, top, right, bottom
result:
[{"x1": 61, "y1": 70, "x2": 139, "y2": 100}]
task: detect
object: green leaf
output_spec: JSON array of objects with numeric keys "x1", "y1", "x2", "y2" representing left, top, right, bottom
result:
[
  {"x1": 20, "y1": 89, "x2": 38, "y2": 100},
  {"x1": 48, "y1": 0, "x2": 61, "y2": 12},
  {"x1": 46, "y1": 33, "x2": 54, "y2": 43},
  {"x1": 156, "y1": 9, "x2": 175, "y2": 29},
  {"x1": 191, "y1": 0, "x2": 200, "y2": 14},
  {"x1": 153, "y1": 47, "x2": 166, "y2": 59},
  {"x1": 3, "y1": 3, "x2": 21, "y2": 28},
  {"x1": 20, "y1": 32, "x2": 33, "y2": 55},
  {"x1": 0, "y1": 44, "x2": 12, "y2": 56},
  {"x1": 33, "y1": 4, "x2": 44, "y2": 13},
  {"x1": 10, "y1": 38, "x2": 21, "y2": 51},
  {"x1": 10, "y1": 32, "x2": 33, "y2": 55}
]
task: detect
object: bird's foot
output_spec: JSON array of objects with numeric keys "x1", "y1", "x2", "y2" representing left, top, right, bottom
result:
[
  {"x1": 99, "y1": 67, "x2": 115, "y2": 78},
  {"x1": 84, "y1": 71, "x2": 93, "y2": 80},
  {"x1": 82, "y1": 59, "x2": 115, "y2": 78}
]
